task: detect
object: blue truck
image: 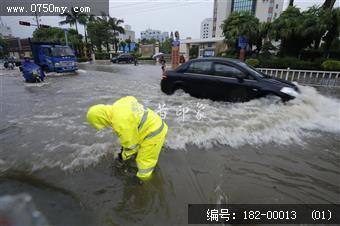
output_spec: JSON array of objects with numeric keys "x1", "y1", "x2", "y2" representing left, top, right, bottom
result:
[{"x1": 29, "y1": 39, "x2": 78, "y2": 73}]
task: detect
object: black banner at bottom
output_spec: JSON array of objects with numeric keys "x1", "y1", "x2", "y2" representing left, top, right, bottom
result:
[{"x1": 188, "y1": 204, "x2": 340, "y2": 224}]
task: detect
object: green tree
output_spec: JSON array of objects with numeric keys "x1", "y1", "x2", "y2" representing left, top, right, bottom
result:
[
  {"x1": 322, "y1": 0, "x2": 337, "y2": 9},
  {"x1": 32, "y1": 27, "x2": 83, "y2": 56},
  {"x1": 222, "y1": 11, "x2": 260, "y2": 51},
  {"x1": 119, "y1": 40, "x2": 126, "y2": 52},
  {"x1": 133, "y1": 42, "x2": 140, "y2": 52},
  {"x1": 59, "y1": 7, "x2": 87, "y2": 34},
  {"x1": 0, "y1": 36, "x2": 7, "y2": 57},
  {"x1": 97, "y1": 14, "x2": 125, "y2": 53},
  {"x1": 32, "y1": 27, "x2": 82, "y2": 44},
  {"x1": 189, "y1": 45, "x2": 199, "y2": 59},
  {"x1": 301, "y1": 6, "x2": 331, "y2": 49},
  {"x1": 322, "y1": 7, "x2": 340, "y2": 53},
  {"x1": 255, "y1": 22, "x2": 272, "y2": 53},
  {"x1": 87, "y1": 19, "x2": 109, "y2": 52},
  {"x1": 160, "y1": 38, "x2": 172, "y2": 54},
  {"x1": 78, "y1": 14, "x2": 96, "y2": 45},
  {"x1": 141, "y1": 38, "x2": 157, "y2": 45},
  {"x1": 107, "y1": 16, "x2": 125, "y2": 53},
  {"x1": 270, "y1": 6, "x2": 309, "y2": 56},
  {"x1": 96, "y1": 14, "x2": 112, "y2": 52},
  {"x1": 125, "y1": 38, "x2": 131, "y2": 52}
]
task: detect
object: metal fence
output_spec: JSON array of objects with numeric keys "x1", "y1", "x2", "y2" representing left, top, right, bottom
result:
[{"x1": 256, "y1": 68, "x2": 340, "y2": 87}]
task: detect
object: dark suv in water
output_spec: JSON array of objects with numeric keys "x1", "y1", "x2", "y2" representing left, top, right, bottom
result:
[
  {"x1": 161, "y1": 58, "x2": 300, "y2": 102},
  {"x1": 111, "y1": 54, "x2": 135, "y2": 63}
]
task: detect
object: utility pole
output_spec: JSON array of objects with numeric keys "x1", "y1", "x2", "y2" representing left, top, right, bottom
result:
[
  {"x1": 64, "y1": 29, "x2": 69, "y2": 46},
  {"x1": 34, "y1": 12, "x2": 40, "y2": 27}
]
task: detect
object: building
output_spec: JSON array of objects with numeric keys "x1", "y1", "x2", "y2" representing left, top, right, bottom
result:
[
  {"x1": 180, "y1": 37, "x2": 227, "y2": 59},
  {"x1": 118, "y1": 25, "x2": 135, "y2": 42},
  {"x1": 200, "y1": 18, "x2": 213, "y2": 39},
  {"x1": 212, "y1": 0, "x2": 284, "y2": 38},
  {"x1": 212, "y1": 0, "x2": 232, "y2": 38},
  {"x1": 140, "y1": 29, "x2": 169, "y2": 42},
  {"x1": 254, "y1": 0, "x2": 284, "y2": 22},
  {"x1": 4, "y1": 38, "x2": 31, "y2": 58}
]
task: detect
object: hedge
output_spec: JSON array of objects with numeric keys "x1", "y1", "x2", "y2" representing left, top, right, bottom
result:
[
  {"x1": 245, "y1": 58, "x2": 260, "y2": 67},
  {"x1": 321, "y1": 60, "x2": 340, "y2": 71},
  {"x1": 138, "y1": 56, "x2": 153, "y2": 60},
  {"x1": 257, "y1": 57, "x2": 323, "y2": 70},
  {"x1": 95, "y1": 52, "x2": 111, "y2": 60},
  {"x1": 77, "y1": 57, "x2": 88, "y2": 62}
]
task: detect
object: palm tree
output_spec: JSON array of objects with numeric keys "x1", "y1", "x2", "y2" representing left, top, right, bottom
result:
[
  {"x1": 78, "y1": 14, "x2": 96, "y2": 44},
  {"x1": 125, "y1": 38, "x2": 131, "y2": 52},
  {"x1": 222, "y1": 11, "x2": 260, "y2": 51},
  {"x1": 59, "y1": 7, "x2": 87, "y2": 34},
  {"x1": 322, "y1": 0, "x2": 336, "y2": 9},
  {"x1": 108, "y1": 17, "x2": 125, "y2": 53},
  {"x1": 97, "y1": 13, "x2": 125, "y2": 53},
  {"x1": 119, "y1": 41, "x2": 126, "y2": 53},
  {"x1": 96, "y1": 13, "x2": 112, "y2": 52}
]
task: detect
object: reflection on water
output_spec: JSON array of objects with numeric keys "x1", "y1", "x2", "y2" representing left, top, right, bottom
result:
[{"x1": 0, "y1": 64, "x2": 339, "y2": 225}]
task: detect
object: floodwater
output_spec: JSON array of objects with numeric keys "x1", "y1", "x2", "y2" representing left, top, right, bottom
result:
[{"x1": 0, "y1": 63, "x2": 339, "y2": 226}]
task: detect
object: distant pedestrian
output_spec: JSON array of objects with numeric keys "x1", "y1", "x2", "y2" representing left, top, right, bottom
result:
[
  {"x1": 179, "y1": 55, "x2": 186, "y2": 64},
  {"x1": 159, "y1": 56, "x2": 166, "y2": 72},
  {"x1": 134, "y1": 56, "x2": 138, "y2": 66}
]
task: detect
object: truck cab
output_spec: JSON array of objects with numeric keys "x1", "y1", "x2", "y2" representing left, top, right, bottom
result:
[{"x1": 30, "y1": 40, "x2": 78, "y2": 73}]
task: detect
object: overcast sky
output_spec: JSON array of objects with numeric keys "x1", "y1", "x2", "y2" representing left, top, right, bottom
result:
[{"x1": 2, "y1": 0, "x2": 339, "y2": 40}]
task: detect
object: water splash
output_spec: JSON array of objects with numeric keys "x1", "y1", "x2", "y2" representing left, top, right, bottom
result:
[{"x1": 164, "y1": 85, "x2": 340, "y2": 149}]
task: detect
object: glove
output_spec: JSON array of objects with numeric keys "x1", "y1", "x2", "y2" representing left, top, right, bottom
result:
[
  {"x1": 118, "y1": 152, "x2": 123, "y2": 161},
  {"x1": 131, "y1": 176, "x2": 144, "y2": 185},
  {"x1": 118, "y1": 147, "x2": 123, "y2": 161}
]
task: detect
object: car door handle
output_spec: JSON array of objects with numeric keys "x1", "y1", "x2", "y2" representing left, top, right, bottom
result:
[{"x1": 252, "y1": 88, "x2": 258, "y2": 92}]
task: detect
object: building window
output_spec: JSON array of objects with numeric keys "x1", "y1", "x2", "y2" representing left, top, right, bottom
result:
[
  {"x1": 232, "y1": 0, "x2": 255, "y2": 14},
  {"x1": 276, "y1": 4, "x2": 278, "y2": 9}
]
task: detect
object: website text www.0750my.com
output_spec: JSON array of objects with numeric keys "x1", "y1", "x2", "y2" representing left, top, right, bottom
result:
[{"x1": 6, "y1": 4, "x2": 91, "y2": 15}]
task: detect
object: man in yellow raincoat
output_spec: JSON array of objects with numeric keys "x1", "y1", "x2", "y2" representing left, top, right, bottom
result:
[{"x1": 86, "y1": 96, "x2": 168, "y2": 180}]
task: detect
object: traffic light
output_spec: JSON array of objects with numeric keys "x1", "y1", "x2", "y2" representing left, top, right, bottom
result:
[
  {"x1": 19, "y1": 21, "x2": 31, "y2": 26},
  {"x1": 39, "y1": 24, "x2": 50, "y2": 28}
]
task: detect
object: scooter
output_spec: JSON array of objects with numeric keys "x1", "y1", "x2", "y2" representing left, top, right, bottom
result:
[{"x1": 19, "y1": 58, "x2": 45, "y2": 83}]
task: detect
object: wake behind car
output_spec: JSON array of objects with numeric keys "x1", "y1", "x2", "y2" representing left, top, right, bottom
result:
[
  {"x1": 161, "y1": 57, "x2": 300, "y2": 102},
  {"x1": 111, "y1": 54, "x2": 135, "y2": 63}
]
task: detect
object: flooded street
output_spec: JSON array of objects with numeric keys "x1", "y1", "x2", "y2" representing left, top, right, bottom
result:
[{"x1": 0, "y1": 63, "x2": 339, "y2": 226}]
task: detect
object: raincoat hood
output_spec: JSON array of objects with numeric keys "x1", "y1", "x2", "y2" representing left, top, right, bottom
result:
[{"x1": 86, "y1": 104, "x2": 113, "y2": 130}]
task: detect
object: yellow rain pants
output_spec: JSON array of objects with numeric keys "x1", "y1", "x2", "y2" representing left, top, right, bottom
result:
[{"x1": 86, "y1": 96, "x2": 168, "y2": 180}]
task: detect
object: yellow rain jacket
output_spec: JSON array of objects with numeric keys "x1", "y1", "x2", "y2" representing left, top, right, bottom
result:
[{"x1": 86, "y1": 96, "x2": 168, "y2": 180}]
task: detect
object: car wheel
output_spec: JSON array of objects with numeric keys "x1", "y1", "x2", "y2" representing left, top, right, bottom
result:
[
  {"x1": 162, "y1": 87, "x2": 174, "y2": 95},
  {"x1": 172, "y1": 84, "x2": 187, "y2": 95}
]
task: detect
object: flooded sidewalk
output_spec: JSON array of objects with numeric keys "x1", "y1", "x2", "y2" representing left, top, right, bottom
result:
[{"x1": 0, "y1": 64, "x2": 339, "y2": 225}]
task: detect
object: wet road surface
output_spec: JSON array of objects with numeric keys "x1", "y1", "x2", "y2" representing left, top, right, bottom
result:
[{"x1": 0, "y1": 63, "x2": 339, "y2": 226}]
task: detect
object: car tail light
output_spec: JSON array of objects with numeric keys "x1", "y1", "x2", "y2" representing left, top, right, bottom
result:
[{"x1": 162, "y1": 70, "x2": 168, "y2": 79}]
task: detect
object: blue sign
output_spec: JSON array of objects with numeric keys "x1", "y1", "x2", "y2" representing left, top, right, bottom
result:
[{"x1": 238, "y1": 36, "x2": 247, "y2": 49}]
